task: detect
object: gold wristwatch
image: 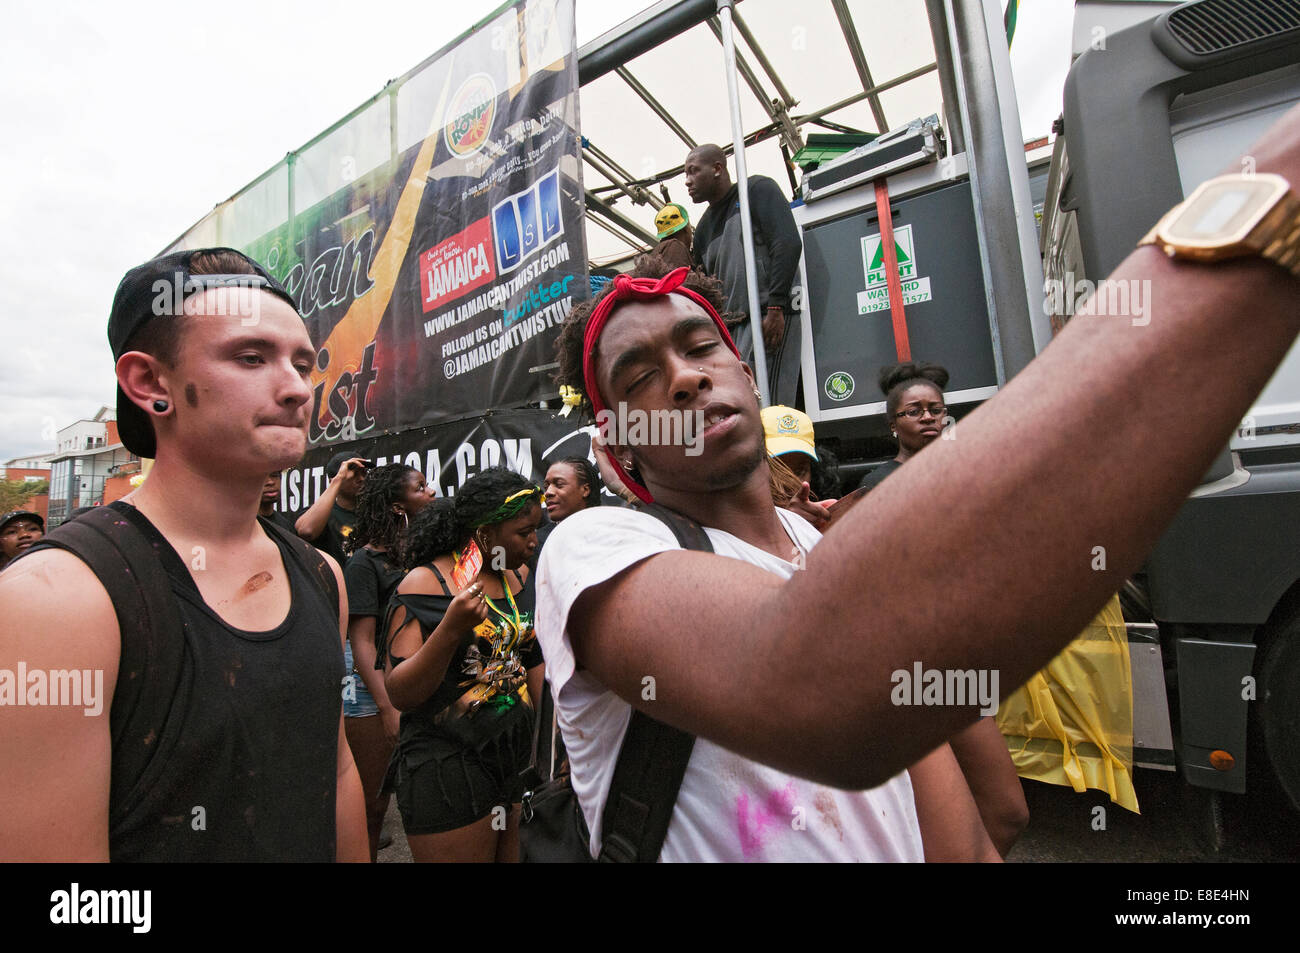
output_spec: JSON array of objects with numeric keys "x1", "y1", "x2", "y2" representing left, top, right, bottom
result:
[{"x1": 1138, "y1": 172, "x2": 1300, "y2": 279}]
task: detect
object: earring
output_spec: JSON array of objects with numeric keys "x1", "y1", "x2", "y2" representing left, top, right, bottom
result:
[
  {"x1": 891, "y1": 431, "x2": 897, "y2": 438},
  {"x1": 698, "y1": 367, "x2": 705, "y2": 372},
  {"x1": 152, "y1": 399, "x2": 169, "y2": 413},
  {"x1": 752, "y1": 386, "x2": 761, "y2": 398}
]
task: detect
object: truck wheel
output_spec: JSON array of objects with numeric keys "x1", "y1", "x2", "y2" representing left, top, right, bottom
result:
[{"x1": 1252, "y1": 606, "x2": 1300, "y2": 813}]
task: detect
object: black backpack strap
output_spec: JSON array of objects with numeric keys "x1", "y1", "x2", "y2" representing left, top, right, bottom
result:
[
  {"x1": 17, "y1": 502, "x2": 190, "y2": 830},
  {"x1": 595, "y1": 503, "x2": 710, "y2": 862},
  {"x1": 640, "y1": 502, "x2": 714, "y2": 552},
  {"x1": 260, "y1": 517, "x2": 340, "y2": 625}
]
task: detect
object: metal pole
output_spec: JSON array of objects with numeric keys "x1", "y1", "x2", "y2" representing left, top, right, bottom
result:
[
  {"x1": 795, "y1": 62, "x2": 937, "y2": 127},
  {"x1": 830, "y1": 0, "x2": 888, "y2": 132},
  {"x1": 732, "y1": 10, "x2": 797, "y2": 108},
  {"x1": 584, "y1": 189, "x2": 660, "y2": 246},
  {"x1": 717, "y1": 0, "x2": 770, "y2": 405},
  {"x1": 943, "y1": 0, "x2": 1041, "y2": 383},
  {"x1": 617, "y1": 66, "x2": 698, "y2": 149},
  {"x1": 923, "y1": 0, "x2": 965, "y2": 154},
  {"x1": 706, "y1": 17, "x2": 802, "y2": 156}
]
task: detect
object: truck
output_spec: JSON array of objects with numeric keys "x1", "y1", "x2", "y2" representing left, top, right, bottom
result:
[
  {"x1": 790, "y1": 0, "x2": 1300, "y2": 827},
  {"x1": 1038, "y1": 0, "x2": 1300, "y2": 827},
  {"x1": 163, "y1": 0, "x2": 1299, "y2": 827}
]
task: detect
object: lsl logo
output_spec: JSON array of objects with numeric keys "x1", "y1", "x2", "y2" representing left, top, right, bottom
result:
[{"x1": 492, "y1": 168, "x2": 563, "y2": 274}]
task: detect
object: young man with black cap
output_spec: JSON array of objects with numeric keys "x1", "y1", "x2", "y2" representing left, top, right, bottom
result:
[
  {"x1": 295, "y1": 450, "x2": 367, "y2": 565},
  {"x1": 0, "y1": 247, "x2": 367, "y2": 861},
  {"x1": 0, "y1": 510, "x2": 44, "y2": 571}
]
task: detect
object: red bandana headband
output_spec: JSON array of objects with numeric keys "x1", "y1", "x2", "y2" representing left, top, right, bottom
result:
[{"x1": 581, "y1": 266, "x2": 740, "y2": 504}]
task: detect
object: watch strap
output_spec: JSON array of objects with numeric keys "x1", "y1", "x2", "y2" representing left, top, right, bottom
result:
[
  {"x1": 1259, "y1": 191, "x2": 1300, "y2": 278},
  {"x1": 1139, "y1": 176, "x2": 1300, "y2": 280}
]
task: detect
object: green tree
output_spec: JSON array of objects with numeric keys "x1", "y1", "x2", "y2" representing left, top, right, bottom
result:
[{"x1": 0, "y1": 478, "x2": 49, "y2": 512}]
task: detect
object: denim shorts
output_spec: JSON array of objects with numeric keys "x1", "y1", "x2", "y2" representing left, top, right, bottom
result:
[{"x1": 343, "y1": 642, "x2": 380, "y2": 718}]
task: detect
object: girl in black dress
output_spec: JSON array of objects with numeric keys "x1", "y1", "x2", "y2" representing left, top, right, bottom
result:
[{"x1": 379, "y1": 467, "x2": 544, "y2": 862}]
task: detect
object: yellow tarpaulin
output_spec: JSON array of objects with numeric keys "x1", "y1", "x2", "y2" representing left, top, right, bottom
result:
[{"x1": 996, "y1": 594, "x2": 1140, "y2": 813}]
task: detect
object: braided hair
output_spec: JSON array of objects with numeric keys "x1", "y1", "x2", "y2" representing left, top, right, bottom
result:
[
  {"x1": 546, "y1": 455, "x2": 602, "y2": 508},
  {"x1": 346, "y1": 463, "x2": 420, "y2": 557},
  {"x1": 401, "y1": 467, "x2": 539, "y2": 570}
]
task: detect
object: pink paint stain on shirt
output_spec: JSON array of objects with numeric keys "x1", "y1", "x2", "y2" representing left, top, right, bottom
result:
[{"x1": 736, "y1": 782, "x2": 798, "y2": 859}]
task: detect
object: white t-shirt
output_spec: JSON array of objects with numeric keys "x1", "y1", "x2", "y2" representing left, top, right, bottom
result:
[{"x1": 535, "y1": 505, "x2": 924, "y2": 862}]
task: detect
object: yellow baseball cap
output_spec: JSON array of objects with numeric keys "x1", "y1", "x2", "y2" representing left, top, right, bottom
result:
[
  {"x1": 654, "y1": 203, "x2": 689, "y2": 239},
  {"x1": 762, "y1": 405, "x2": 818, "y2": 461}
]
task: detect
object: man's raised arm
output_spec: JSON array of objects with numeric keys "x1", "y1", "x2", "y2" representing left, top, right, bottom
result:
[
  {"x1": 295, "y1": 458, "x2": 363, "y2": 542},
  {"x1": 566, "y1": 107, "x2": 1300, "y2": 790}
]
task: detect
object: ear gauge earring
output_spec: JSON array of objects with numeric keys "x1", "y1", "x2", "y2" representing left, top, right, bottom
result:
[{"x1": 152, "y1": 399, "x2": 169, "y2": 413}]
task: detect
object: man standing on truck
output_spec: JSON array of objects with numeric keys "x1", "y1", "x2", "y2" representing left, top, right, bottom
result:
[{"x1": 686, "y1": 143, "x2": 803, "y2": 405}]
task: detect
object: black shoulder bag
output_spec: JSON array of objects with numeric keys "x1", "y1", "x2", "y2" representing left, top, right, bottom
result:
[{"x1": 518, "y1": 503, "x2": 708, "y2": 862}]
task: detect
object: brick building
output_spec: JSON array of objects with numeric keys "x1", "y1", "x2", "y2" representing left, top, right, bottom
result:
[
  {"x1": 46, "y1": 407, "x2": 140, "y2": 526},
  {"x1": 0, "y1": 453, "x2": 54, "y2": 521}
]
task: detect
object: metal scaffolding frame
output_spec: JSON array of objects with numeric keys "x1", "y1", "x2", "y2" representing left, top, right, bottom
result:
[
  {"x1": 575, "y1": 0, "x2": 1045, "y2": 400},
  {"x1": 574, "y1": 0, "x2": 947, "y2": 261}
]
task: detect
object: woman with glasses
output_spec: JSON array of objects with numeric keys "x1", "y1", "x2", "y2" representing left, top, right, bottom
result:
[
  {"x1": 858, "y1": 362, "x2": 952, "y2": 492},
  {"x1": 378, "y1": 467, "x2": 544, "y2": 862},
  {"x1": 342, "y1": 463, "x2": 434, "y2": 860},
  {"x1": 857, "y1": 361, "x2": 1030, "y2": 856}
]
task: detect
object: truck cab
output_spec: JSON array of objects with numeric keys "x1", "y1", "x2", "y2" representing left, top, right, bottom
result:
[{"x1": 1039, "y1": 0, "x2": 1300, "y2": 809}]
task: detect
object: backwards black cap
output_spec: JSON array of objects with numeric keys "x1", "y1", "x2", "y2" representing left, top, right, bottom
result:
[{"x1": 108, "y1": 247, "x2": 299, "y2": 459}]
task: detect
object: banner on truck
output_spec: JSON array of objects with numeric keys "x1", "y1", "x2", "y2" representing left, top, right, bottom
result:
[
  {"x1": 168, "y1": 0, "x2": 586, "y2": 448},
  {"x1": 277, "y1": 407, "x2": 604, "y2": 515}
]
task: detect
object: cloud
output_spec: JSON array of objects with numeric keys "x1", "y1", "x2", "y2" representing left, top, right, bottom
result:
[{"x1": 0, "y1": 0, "x2": 1076, "y2": 462}]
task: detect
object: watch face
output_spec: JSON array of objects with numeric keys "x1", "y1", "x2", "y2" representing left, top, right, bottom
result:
[{"x1": 1164, "y1": 174, "x2": 1287, "y2": 247}]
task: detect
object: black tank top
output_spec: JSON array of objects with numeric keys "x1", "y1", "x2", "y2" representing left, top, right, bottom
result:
[
  {"x1": 105, "y1": 506, "x2": 343, "y2": 861},
  {"x1": 381, "y1": 565, "x2": 541, "y2": 762}
]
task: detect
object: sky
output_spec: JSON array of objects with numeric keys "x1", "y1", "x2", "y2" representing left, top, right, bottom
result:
[{"x1": 0, "y1": 0, "x2": 1074, "y2": 464}]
